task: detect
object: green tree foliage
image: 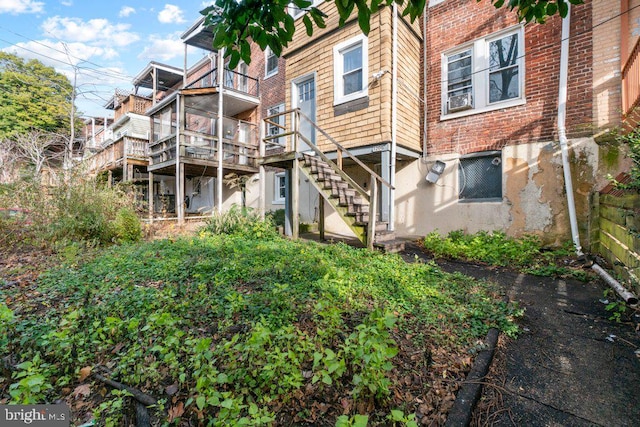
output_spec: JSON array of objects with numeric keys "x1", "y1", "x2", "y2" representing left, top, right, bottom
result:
[
  {"x1": 0, "y1": 53, "x2": 73, "y2": 140},
  {"x1": 202, "y1": 0, "x2": 584, "y2": 68}
]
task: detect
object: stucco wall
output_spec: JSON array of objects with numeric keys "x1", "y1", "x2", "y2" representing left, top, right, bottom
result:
[{"x1": 391, "y1": 137, "x2": 627, "y2": 248}]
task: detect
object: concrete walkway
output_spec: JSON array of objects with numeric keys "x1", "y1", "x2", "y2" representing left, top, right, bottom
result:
[{"x1": 425, "y1": 257, "x2": 640, "y2": 426}]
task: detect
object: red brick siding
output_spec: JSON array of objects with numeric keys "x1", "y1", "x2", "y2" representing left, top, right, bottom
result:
[
  {"x1": 425, "y1": 0, "x2": 593, "y2": 156},
  {"x1": 246, "y1": 43, "x2": 286, "y2": 121}
]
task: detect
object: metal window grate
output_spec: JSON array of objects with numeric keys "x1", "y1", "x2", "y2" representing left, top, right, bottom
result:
[{"x1": 458, "y1": 154, "x2": 502, "y2": 200}]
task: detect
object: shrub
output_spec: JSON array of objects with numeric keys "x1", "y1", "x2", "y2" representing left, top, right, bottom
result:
[
  {"x1": 204, "y1": 205, "x2": 277, "y2": 239},
  {"x1": 0, "y1": 174, "x2": 140, "y2": 247},
  {"x1": 113, "y1": 207, "x2": 142, "y2": 243}
]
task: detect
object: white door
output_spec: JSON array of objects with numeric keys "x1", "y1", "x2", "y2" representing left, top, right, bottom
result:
[{"x1": 293, "y1": 75, "x2": 316, "y2": 151}]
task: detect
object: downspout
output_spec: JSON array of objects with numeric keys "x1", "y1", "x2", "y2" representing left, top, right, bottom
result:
[
  {"x1": 217, "y1": 48, "x2": 225, "y2": 213},
  {"x1": 422, "y1": 4, "x2": 428, "y2": 157},
  {"x1": 558, "y1": 5, "x2": 638, "y2": 305},
  {"x1": 389, "y1": 3, "x2": 398, "y2": 231},
  {"x1": 557, "y1": 3, "x2": 582, "y2": 256}
]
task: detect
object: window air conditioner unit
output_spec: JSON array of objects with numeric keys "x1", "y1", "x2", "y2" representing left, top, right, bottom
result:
[{"x1": 447, "y1": 93, "x2": 473, "y2": 113}]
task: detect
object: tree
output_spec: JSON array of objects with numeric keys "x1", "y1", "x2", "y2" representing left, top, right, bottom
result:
[
  {"x1": 11, "y1": 130, "x2": 65, "y2": 178},
  {"x1": 202, "y1": 0, "x2": 584, "y2": 68},
  {"x1": 0, "y1": 53, "x2": 73, "y2": 140}
]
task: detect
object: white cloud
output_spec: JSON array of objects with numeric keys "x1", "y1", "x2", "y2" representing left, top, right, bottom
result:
[
  {"x1": 42, "y1": 16, "x2": 140, "y2": 47},
  {"x1": 119, "y1": 6, "x2": 135, "y2": 18},
  {"x1": 158, "y1": 4, "x2": 186, "y2": 24},
  {"x1": 61, "y1": 1, "x2": 73, "y2": 6},
  {"x1": 138, "y1": 33, "x2": 184, "y2": 62},
  {"x1": 0, "y1": 0, "x2": 44, "y2": 14}
]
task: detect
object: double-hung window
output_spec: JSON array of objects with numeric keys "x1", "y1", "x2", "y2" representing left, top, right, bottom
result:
[
  {"x1": 274, "y1": 172, "x2": 286, "y2": 204},
  {"x1": 265, "y1": 47, "x2": 278, "y2": 78},
  {"x1": 442, "y1": 26, "x2": 524, "y2": 118},
  {"x1": 267, "y1": 104, "x2": 285, "y2": 145},
  {"x1": 333, "y1": 34, "x2": 368, "y2": 105}
]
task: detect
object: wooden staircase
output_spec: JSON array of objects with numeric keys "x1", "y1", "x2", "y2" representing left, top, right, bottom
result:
[{"x1": 299, "y1": 153, "x2": 405, "y2": 253}]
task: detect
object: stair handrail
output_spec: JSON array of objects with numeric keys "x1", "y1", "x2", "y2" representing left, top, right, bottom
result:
[
  {"x1": 296, "y1": 109, "x2": 394, "y2": 190},
  {"x1": 296, "y1": 131, "x2": 369, "y2": 201}
]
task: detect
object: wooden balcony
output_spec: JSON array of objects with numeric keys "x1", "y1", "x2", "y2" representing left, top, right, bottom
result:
[
  {"x1": 148, "y1": 117, "x2": 259, "y2": 177},
  {"x1": 85, "y1": 136, "x2": 149, "y2": 174}
]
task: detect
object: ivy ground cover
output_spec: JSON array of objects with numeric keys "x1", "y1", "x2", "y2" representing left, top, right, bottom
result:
[{"x1": 0, "y1": 233, "x2": 520, "y2": 425}]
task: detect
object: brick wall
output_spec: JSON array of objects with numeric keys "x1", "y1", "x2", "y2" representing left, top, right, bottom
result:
[
  {"x1": 247, "y1": 43, "x2": 286, "y2": 122},
  {"x1": 425, "y1": 0, "x2": 593, "y2": 156},
  {"x1": 592, "y1": 0, "x2": 622, "y2": 130}
]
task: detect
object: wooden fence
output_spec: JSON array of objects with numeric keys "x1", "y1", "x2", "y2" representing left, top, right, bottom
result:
[{"x1": 592, "y1": 193, "x2": 640, "y2": 295}]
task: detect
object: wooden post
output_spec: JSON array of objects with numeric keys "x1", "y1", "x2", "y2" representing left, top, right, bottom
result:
[
  {"x1": 148, "y1": 171, "x2": 154, "y2": 224},
  {"x1": 108, "y1": 170, "x2": 113, "y2": 188},
  {"x1": 123, "y1": 139, "x2": 128, "y2": 181},
  {"x1": 292, "y1": 158, "x2": 300, "y2": 240},
  {"x1": 367, "y1": 176, "x2": 377, "y2": 250},
  {"x1": 176, "y1": 94, "x2": 184, "y2": 225},
  {"x1": 259, "y1": 110, "x2": 266, "y2": 220},
  {"x1": 337, "y1": 148, "x2": 343, "y2": 171},
  {"x1": 318, "y1": 196, "x2": 325, "y2": 241}
]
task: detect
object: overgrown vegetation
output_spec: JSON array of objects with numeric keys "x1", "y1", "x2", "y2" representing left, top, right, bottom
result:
[
  {"x1": 0, "y1": 174, "x2": 142, "y2": 249},
  {"x1": 614, "y1": 127, "x2": 640, "y2": 191},
  {"x1": 1, "y1": 214, "x2": 521, "y2": 425},
  {"x1": 423, "y1": 230, "x2": 591, "y2": 281}
]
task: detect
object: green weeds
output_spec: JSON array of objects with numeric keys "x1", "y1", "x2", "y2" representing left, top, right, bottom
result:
[
  {"x1": 1, "y1": 232, "x2": 520, "y2": 424},
  {"x1": 424, "y1": 230, "x2": 591, "y2": 281}
]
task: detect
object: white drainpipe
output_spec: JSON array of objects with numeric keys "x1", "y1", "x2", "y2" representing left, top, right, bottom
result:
[
  {"x1": 558, "y1": 5, "x2": 638, "y2": 305},
  {"x1": 390, "y1": 3, "x2": 398, "y2": 231}
]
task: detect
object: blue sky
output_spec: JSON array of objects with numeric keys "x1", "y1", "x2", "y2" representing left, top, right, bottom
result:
[{"x1": 0, "y1": 1, "x2": 214, "y2": 117}]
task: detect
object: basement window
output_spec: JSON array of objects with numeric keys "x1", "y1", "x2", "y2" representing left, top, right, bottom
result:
[{"x1": 458, "y1": 151, "x2": 502, "y2": 201}]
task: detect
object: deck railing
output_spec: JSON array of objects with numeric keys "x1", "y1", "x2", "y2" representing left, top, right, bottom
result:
[
  {"x1": 184, "y1": 68, "x2": 259, "y2": 98},
  {"x1": 85, "y1": 137, "x2": 148, "y2": 172},
  {"x1": 622, "y1": 36, "x2": 640, "y2": 117},
  {"x1": 149, "y1": 117, "x2": 258, "y2": 168}
]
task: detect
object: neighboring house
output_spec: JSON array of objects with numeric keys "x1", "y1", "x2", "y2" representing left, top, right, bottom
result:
[
  {"x1": 413, "y1": 0, "x2": 629, "y2": 248},
  {"x1": 261, "y1": 3, "x2": 422, "y2": 249},
  {"x1": 79, "y1": 1, "x2": 636, "y2": 251}
]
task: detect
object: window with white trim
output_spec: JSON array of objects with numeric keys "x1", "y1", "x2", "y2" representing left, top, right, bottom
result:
[
  {"x1": 267, "y1": 103, "x2": 285, "y2": 145},
  {"x1": 274, "y1": 172, "x2": 286, "y2": 204},
  {"x1": 265, "y1": 47, "x2": 278, "y2": 78},
  {"x1": 442, "y1": 26, "x2": 524, "y2": 118},
  {"x1": 333, "y1": 34, "x2": 368, "y2": 105},
  {"x1": 458, "y1": 152, "x2": 502, "y2": 201}
]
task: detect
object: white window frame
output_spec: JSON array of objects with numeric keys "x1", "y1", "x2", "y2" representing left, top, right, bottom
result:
[
  {"x1": 333, "y1": 34, "x2": 368, "y2": 106},
  {"x1": 289, "y1": 0, "x2": 323, "y2": 19},
  {"x1": 429, "y1": 0, "x2": 446, "y2": 7},
  {"x1": 265, "y1": 47, "x2": 278, "y2": 78},
  {"x1": 267, "y1": 103, "x2": 285, "y2": 145},
  {"x1": 441, "y1": 25, "x2": 525, "y2": 120},
  {"x1": 273, "y1": 172, "x2": 286, "y2": 204}
]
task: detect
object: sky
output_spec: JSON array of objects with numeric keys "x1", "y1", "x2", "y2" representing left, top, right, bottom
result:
[{"x1": 0, "y1": 0, "x2": 215, "y2": 118}]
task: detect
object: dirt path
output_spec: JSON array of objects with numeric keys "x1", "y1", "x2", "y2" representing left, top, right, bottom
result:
[{"x1": 400, "y1": 243, "x2": 640, "y2": 426}]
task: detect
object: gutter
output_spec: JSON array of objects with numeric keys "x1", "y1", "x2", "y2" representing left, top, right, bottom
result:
[{"x1": 557, "y1": 4, "x2": 638, "y2": 305}]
